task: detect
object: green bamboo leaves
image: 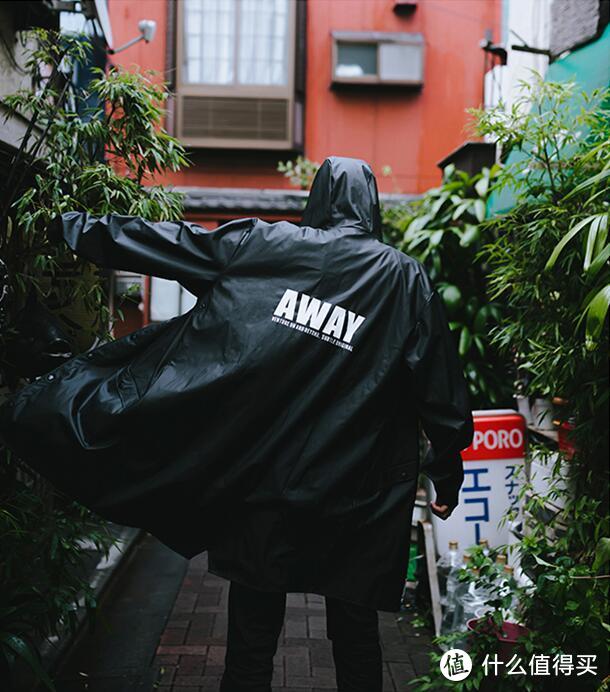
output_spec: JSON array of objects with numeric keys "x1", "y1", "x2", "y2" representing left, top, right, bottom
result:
[
  {"x1": 546, "y1": 214, "x2": 608, "y2": 273},
  {"x1": 384, "y1": 164, "x2": 510, "y2": 407},
  {"x1": 582, "y1": 285, "x2": 610, "y2": 349},
  {"x1": 0, "y1": 28, "x2": 190, "y2": 690},
  {"x1": 0, "y1": 633, "x2": 55, "y2": 691},
  {"x1": 544, "y1": 143, "x2": 610, "y2": 351}
]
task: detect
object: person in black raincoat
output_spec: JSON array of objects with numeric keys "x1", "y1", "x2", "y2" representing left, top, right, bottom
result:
[{"x1": 0, "y1": 157, "x2": 473, "y2": 692}]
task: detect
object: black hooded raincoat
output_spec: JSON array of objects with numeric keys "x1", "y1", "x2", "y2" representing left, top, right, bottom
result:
[{"x1": 0, "y1": 157, "x2": 473, "y2": 611}]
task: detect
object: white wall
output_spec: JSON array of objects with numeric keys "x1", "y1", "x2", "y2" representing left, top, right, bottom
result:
[
  {"x1": 150, "y1": 277, "x2": 197, "y2": 321},
  {"x1": 484, "y1": 0, "x2": 553, "y2": 113}
]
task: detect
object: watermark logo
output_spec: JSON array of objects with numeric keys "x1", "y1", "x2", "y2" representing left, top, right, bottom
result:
[
  {"x1": 439, "y1": 648, "x2": 472, "y2": 681},
  {"x1": 483, "y1": 653, "x2": 597, "y2": 677}
]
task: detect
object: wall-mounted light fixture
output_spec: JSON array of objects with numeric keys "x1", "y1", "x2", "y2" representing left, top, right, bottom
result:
[{"x1": 108, "y1": 19, "x2": 157, "y2": 55}]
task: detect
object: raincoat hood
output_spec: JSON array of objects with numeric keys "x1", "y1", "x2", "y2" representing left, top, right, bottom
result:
[{"x1": 301, "y1": 157, "x2": 383, "y2": 239}]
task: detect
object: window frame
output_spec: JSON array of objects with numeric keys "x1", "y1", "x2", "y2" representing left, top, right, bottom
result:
[
  {"x1": 331, "y1": 31, "x2": 424, "y2": 86},
  {"x1": 176, "y1": 0, "x2": 297, "y2": 99}
]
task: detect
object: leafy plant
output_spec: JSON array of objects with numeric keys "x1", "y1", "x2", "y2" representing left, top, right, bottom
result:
[
  {"x1": 383, "y1": 165, "x2": 511, "y2": 407},
  {"x1": 544, "y1": 160, "x2": 610, "y2": 347},
  {"x1": 0, "y1": 458, "x2": 114, "y2": 691},
  {"x1": 277, "y1": 155, "x2": 320, "y2": 189},
  {"x1": 0, "y1": 29, "x2": 189, "y2": 689},
  {"x1": 413, "y1": 464, "x2": 609, "y2": 690},
  {"x1": 412, "y1": 543, "x2": 533, "y2": 690},
  {"x1": 474, "y1": 74, "x2": 609, "y2": 353},
  {"x1": 1, "y1": 32, "x2": 187, "y2": 348},
  {"x1": 473, "y1": 77, "x2": 609, "y2": 481},
  {"x1": 412, "y1": 76, "x2": 609, "y2": 692}
]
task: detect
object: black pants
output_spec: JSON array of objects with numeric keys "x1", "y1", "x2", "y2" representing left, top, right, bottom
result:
[{"x1": 219, "y1": 581, "x2": 382, "y2": 692}]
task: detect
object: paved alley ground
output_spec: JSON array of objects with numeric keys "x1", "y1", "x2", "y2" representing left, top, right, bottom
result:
[{"x1": 54, "y1": 533, "x2": 432, "y2": 692}]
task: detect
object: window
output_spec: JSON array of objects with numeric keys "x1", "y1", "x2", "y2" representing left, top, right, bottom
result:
[
  {"x1": 183, "y1": 0, "x2": 290, "y2": 86},
  {"x1": 336, "y1": 43, "x2": 377, "y2": 78},
  {"x1": 184, "y1": 0, "x2": 236, "y2": 85},
  {"x1": 332, "y1": 32, "x2": 424, "y2": 86},
  {"x1": 176, "y1": 0, "x2": 301, "y2": 149},
  {"x1": 239, "y1": 0, "x2": 289, "y2": 85}
]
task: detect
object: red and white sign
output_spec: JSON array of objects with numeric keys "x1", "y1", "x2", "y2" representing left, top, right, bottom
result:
[
  {"x1": 431, "y1": 410, "x2": 527, "y2": 554},
  {"x1": 462, "y1": 413, "x2": 526, "y2": 461}
]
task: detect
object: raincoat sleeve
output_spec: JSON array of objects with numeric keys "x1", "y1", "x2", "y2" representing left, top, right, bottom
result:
[
  {"x1": 404, "y1": 283, "x2": 474, "y2": 509},
  {"x1": 56, "y1": 212, "x2": 254, "y2": 296}
]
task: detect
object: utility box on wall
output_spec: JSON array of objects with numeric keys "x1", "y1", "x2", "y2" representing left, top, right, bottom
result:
[{"x1": 431, "y1": 410, "x2": 526, "y2": 554}]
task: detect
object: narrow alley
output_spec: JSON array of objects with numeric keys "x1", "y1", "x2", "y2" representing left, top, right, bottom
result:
[{"x1": 52, "y1": 534, "x2": 432, "y2": 692}]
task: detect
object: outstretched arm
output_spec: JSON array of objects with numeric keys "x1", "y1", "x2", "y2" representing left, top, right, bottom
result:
[
  {"x1": 53, "y1": 212, "x2": 255, "y2": 296},
  {"x1": 404, "y1": 276, "x2": 474, "y2": 517}
]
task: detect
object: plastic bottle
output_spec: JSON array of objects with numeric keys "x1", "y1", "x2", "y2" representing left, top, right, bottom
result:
[
  {"x1": 436, "y1": 540, "x2": 461, "y2": 606},
  {"x1": 495, "y1": 553, "x2": 508, "y2": 568},
  {"x1": 445, "y1": 551, "x2": 470, "y2": 607},
  {"x1": 440, "y1": 554, "x2": 471, "y2": 635},
  {"x1": 473, "y1": 562, "x2": 518, "y2": 622},
  {"x1": 452, "y1": 566, "x2": 490, "y2": 632}
]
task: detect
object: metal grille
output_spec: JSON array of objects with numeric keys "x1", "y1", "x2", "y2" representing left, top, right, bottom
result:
[{"x1": 181, "y1": 96, "x2": 289, "y2": 141}]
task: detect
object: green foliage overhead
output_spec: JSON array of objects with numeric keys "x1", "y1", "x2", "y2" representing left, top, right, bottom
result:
[{"x1": 1, "y1": 30, "x2": 188, "y2": 347}]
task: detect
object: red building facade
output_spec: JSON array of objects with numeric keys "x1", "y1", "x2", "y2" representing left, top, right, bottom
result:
[
  {"x1": 108, "y1": 0, "x2": 500, "y2": 197},
  {"x1": 107, "y1": 0, "x2": 500, "y2": 331}
]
